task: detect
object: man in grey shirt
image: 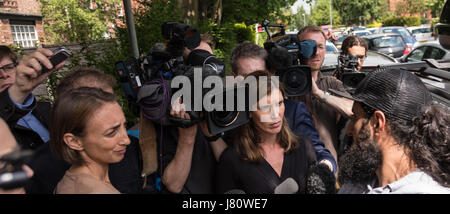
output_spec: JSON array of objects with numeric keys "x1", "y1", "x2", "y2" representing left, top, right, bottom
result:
[{"x1": 332, "y1": 68, "x2": 450, "y2": 194}]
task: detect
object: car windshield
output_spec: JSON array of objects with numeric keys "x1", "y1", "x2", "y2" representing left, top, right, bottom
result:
[
  {"x1": 371, "y1": 36, "x2": 404, "y2": 48},
  {"x1": 326, "y1": 44, "x2": 337, "y2": 52},
  {"x1": 382, "y1": 28, "x2": 412, "y2": 37},
  {"x1": 355, "y1": 32, "x2": 369, "y2": 37},
  {"x1": 337, "y1": 36, "x2": 347, "y2": 42},
  {"x1": 411, "y1": 28, "x2": 431, "y2": 34}
]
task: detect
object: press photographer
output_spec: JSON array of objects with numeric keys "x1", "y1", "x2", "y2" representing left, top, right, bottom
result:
[
  {"x1": 115, "y1": 22, "x2": 234, "y2": 193},
  {"x1": 289, "y1": 26, "x2": 354, "y2": 164},
  {"x1": 0, "y1": 118, "x2": 33, "y2": 194},
  {"x1": 333, "y1": 36, "x2": 368, "y2": 90}
]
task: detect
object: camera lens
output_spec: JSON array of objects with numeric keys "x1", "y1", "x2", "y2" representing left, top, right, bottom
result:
[
  {"x1": 282, "y1": 67, "x2": 310, "y2": 96},
  {"x1": 211, "y1": 111, "x2": 240, "y2": 127}
]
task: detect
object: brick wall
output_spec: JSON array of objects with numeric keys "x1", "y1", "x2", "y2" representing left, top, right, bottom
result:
[
  {"x1": 0, "y1": 0, "x2": 41, "y2": 14},
  {"x1": 0, "y1": 0, "x2": 44, "y2": 46}
]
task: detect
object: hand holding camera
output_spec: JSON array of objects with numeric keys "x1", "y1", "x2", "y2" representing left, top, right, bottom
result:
[
  {"x1": 170, "y1": 97, "x2": 198, "y2": 143},
  {"x1": 9, "y1": 47, "x2": 70, "y2": 104}
]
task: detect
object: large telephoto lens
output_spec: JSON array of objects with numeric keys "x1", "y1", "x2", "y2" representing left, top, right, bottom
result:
[{"x1": 281, "y1": 65, "x2": 312, "y2": 97}]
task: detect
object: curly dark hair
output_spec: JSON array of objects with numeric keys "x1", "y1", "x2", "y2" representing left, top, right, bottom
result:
[{"x1": 387, "y1": 105, "x2": 450, "y2": 187}]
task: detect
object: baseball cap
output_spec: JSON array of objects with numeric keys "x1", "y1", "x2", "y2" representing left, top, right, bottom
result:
[{"x1": 330, "y1": 69, "x2": 433, "y2": 121}]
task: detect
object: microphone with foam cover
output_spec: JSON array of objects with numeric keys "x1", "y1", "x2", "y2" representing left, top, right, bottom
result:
[
  {"x1": 274, "y1": 177, "x2": 299, "y2": 194},
  {"x1": 306, "y1": 163, "x2": 337, "y2": 194},
  {"x1": 225, "y1": 189, "x2": 246, "y2": 194}
]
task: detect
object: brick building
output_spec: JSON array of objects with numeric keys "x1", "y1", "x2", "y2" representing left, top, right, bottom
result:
[{"x1": 0, "y1": 0, "x2": 44, "y2": 48}]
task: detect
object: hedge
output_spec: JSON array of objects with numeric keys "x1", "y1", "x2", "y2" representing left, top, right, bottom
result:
[{"x1": 383, "y1": 17, "x2": 421, "y2": 27}]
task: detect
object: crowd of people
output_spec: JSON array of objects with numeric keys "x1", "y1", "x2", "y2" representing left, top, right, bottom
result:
[{"x1": 0, "y1": 24, "x2": 449, "y2": 194}]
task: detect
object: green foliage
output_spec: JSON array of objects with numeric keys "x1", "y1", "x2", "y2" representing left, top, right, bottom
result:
[
  {"x1": 366, "y1": 21, "x2": 382, "y2": 28},
  {"x1": 116, "y1": 0, "x2": 183, "y2": 56},
  {"x1": 311, "y1": 0, "x2": 342, "y2": 26},
  {"x1": 40, "y1": 0, "x2": 121, "y2": 44},
  {"x1": 395, "y1": 0, "x2": 426, "y2": 17},
  {"x1": 426, "y1": 0, "x2": 446, "y2": 17},
  {"x1": 201, "y1": 21, "x2": 255, "y2": 74},
  {"x1": 383, "y1": 16, "x2": 421, "y2": 27},
  {"x1": 221, "y1": 0, "x2": 297, "y2": 25},
  {"x1": 332, "y1": 0, "x2": 383, "y2": 25},
  {"x1": 431, "y1": 17, "x2": 440, "y2": 31},
  {"x1": 291, "y1": 6, "x2": 313, "y2": 30}
]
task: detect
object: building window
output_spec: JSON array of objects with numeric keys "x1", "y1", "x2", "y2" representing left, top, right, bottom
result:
[{"x1": 11, "y1": 25, "x2": 39, "y2": 48}]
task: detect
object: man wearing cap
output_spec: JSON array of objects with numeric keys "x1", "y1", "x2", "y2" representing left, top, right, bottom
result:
[{"x1": 334, "y1": 68, "x2": 450, "y2": 194}]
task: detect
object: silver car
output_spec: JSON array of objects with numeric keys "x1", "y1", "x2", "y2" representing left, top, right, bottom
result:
[
  {"x1": 408, "y1": 26, "x2": 436, "y2": 44},
  {"x1": 398, "y1": 41, "x2": 450, "y2": 63}
]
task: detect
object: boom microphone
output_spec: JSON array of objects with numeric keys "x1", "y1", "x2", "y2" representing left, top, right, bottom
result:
[
  {"x1": 266, "y1": 45, "x2": 293, "y2": 72},
  {"x1": 274, "y1": 177, "x2": 299, "y2": 194},
  {"x1": 225, "y1": 189, "x2": 246, "y2": 194},
  {"x1": 306, "y1": 163, "x2": 337, "y2": 194}
]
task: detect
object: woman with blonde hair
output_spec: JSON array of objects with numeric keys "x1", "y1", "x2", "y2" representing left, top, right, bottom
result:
[{"x1": 216, "y1": 70, "x2": 317, "y2": 194}]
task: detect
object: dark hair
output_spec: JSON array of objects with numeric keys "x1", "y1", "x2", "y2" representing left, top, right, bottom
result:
[
  {"x1": 385, "y1": 105, "x2": 450, "y2": 187},
  {"x1": 233, "y1": 70, "x2": 299, "y2": 162},
  {"x1": 230, "y1": 41, "x2": 268, "y2": 74},
  {"x1": 297, "y1": 26, "x2": 327, "y2": 41},
  {"x1": 50, "y1": 87, "x2": 117, "y2": 165},
  {"x1": 0, "y1": 46, "x2": 18, "y2": 63},
  {"x1": 56, "y1": 67, "x2": 116, "y2": 97},
  {"x1": 341, "y1": 36, "x2": 368, "y2": 56}
]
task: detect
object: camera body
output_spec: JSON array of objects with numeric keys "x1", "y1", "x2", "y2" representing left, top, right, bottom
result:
[
  {"x1": 263, "y1": 27, "x2": 315, "y2": 97},
  {"x1": 117, "y1": 22, "x2": 248, "y2": 134},
  {"x1": 0, "y1": 149, "x2": 33, "y2": 190},
  {"x1": 41, "y1": 46, "x2": 72, "y2": 73},
  {"x1": 336, "y1": 53, "x2": 359, "y2": 78}
]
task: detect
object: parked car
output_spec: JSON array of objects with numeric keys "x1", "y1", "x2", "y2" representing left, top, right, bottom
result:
[
  {"x1": 407, "y1": 26, "x2": 436, "y2": 43},
  {"x1": 363, "y1": 33, "x2": 410, "y2": 58},
  {"x1": 333, "y1": 31, "x2": 344, "y2": 38},
  {"x1": 398, "y1": 41, "x2": 450, "y2": 62},
  {"x1": 321, "y1": 50, "x2": 398, "y2": 75},
  {"x1": 378, "y1": 26, "x2": 418, "y2": 49},
  {"x1": 326, "y1": 40, "x2": 338, "y2": 52},
  {"x1": 352, "y1": 30, "x2": 371, "y2": 37},
  {"x1": 333, "y1": 35, "x2": 348, "y2": 50},
  {"x1": 367, "y1": 27, "x2": 380, "y2": 34}
]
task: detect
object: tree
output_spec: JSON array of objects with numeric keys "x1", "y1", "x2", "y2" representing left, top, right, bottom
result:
[
  {"x1": 426, "y1": 0, "x2": 446, "y2": 17},
  {"x1": 395, "y1": 0, "x2": 426, "y2": 16},
  {"x1": 291, "y1": 5, "x2": 313, "y2": 30},
  {"x1": 40, "y1": 0, "x2": 122, "y2": 44},
  {"x1": 332, "y1": 0, "x2": 383, "y2": 25},
  {"x1": 311, "y1": 0, "x2": 342, "y2": 26}
]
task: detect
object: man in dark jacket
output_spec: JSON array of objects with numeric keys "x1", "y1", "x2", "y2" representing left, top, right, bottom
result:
[{"x1": 0, "y1": 47, "x2": 56, "y2": 150}]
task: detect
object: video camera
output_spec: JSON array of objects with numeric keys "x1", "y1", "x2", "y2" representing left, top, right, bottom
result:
[
  {"x1": 0, "y1": 149, "x2": 33, "y2": 190},
  {"x1": 335, "y1": 53, "x2": 366, "y2": 91},
  {"x1": 116, "y1": 22, "x2": 249, "y2": 135},
  {"x1": 262, "y1": 20, "x2": 314, "y2": 97}
]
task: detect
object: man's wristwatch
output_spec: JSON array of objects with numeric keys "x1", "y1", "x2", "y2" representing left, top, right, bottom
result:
[
  {"x1": 321, "y1": 91, "x2": 330, "y2": 103},
  {"x1": 205, "y1": 132, "x2": 224, "y2": 142}
]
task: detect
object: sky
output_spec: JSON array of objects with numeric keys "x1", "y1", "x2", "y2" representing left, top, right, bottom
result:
[{"x1": 291, "y1": 0, "x2": 311, "y2": 15}]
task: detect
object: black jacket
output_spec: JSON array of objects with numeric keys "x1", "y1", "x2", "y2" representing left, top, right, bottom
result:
[
  {"x1": 0, "y1": 89, "x2": 50, "y2": 150},
  {"x1": 26, "y1": 135, "x2": 144, "y2": 194}
]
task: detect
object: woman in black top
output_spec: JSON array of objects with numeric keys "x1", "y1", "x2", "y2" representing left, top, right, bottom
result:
[{"x1": 216, "y1": 71, "x2": 317, "y2": 194}]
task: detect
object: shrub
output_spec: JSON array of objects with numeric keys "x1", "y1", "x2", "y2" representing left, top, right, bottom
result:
[{"x1": 383, "y1": 17, "x2": 421, "y2": 27}]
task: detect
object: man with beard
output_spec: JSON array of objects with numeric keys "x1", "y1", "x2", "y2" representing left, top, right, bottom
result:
[
  {"x1": 333, "y1": 68, "x2": 450, "y2": 194},
  {"x1": 295, "y1": 26, "x2": 354, "y2": 163}
]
